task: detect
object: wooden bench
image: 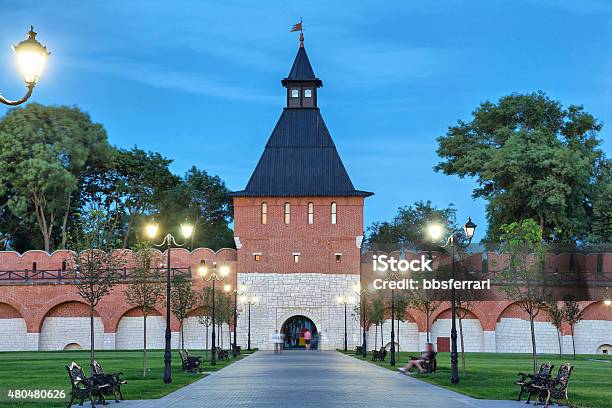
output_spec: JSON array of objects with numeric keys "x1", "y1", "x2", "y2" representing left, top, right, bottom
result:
[
  {"x1": 215, "y1": 347, "x2": 230, "y2": 360},
  {"x1": 371, "y1": 346, "x2": 387, "y2": 361},
  {"x1": 514, "y1": 362, "x2": 554, "y2": 403},
  {"x1": 179, "y1": 349, "x2": 202, "y2": 373},
  {"x1": 231, "y1": 344, "x2": 241, "y2": 357},
  {"x1": 66, "y1": 362, "x2": 110, "y2": 408},
  {"x1": 532, "y1": 363, "x2": 573, "y2": 407},
  {"x1": 355, "y1": 346, "x2": 364, "y2": 355},
  {"x1": 91, "y1": 360, "x2": 127, "y2": 402}
]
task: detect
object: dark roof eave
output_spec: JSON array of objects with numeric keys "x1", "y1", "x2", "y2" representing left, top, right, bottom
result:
[
  {"x1": 228, "y1": 190, "x2": 374, "y2": 198},
  {"x1": 281, "y1": 78, "x2": 323, "y2": 87}
]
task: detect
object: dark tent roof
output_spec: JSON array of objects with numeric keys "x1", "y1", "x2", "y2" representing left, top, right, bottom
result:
[
  {"x1": 281, "y1": 47, "x2": 322, "y2": 87},
  {"x1": 230, "y1": 109, "x2": 373, "y2": 197}
]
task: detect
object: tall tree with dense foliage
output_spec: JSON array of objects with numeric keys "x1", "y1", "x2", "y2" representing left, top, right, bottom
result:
[
  {"x1": 0, "y1": 104, "x2": 113, "y2": 251},
  {"x1": 366, "y1": 200, "x2": 458, "y2": 250},
  {"x1": 159, "y1": 166, "x2": 234, "y2": 250},
  {"x1": 115, "y1": 147, "x2": 177, "y2": 248},
  {"x1": 435, "y1": 92, "x2": 608, "y2": 242},
  {"x1": 124, "y1": 241, "x2": 164, "y2": 377},
  {"x1": 70, "y1": 208, "x2": 125, "y2": 367},
  {"x1": 498, "y1": 219, "x2": 548, "y2": 373}
]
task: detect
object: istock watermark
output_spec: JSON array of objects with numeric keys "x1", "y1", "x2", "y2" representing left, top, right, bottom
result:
[{"x1": 372, "y1": 254, "x2": 433, "y2": 272}]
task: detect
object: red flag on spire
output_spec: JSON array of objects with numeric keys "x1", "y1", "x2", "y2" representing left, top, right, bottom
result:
[{"x1": 291, "y1": 21, "x2": 302, "y2": 32}]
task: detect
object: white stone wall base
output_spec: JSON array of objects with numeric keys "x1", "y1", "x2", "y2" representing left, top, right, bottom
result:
[
  {"x1": 236, "y1": 272, "x2": 360, "y2": 350},
  {"x1": 483, "y1": 330, "x2": 496, "y2": 352},
  {"x1": 0, "y1": 318, "x2": 27, "y2": 350},
  {"x1": 25, "y1": 333, "x2": 40, "y2": 351}
]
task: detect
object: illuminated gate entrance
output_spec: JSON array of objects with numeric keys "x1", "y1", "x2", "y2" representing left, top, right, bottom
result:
[{"x1": 281, "y1": 315, "x2": 318, "y2": 350}]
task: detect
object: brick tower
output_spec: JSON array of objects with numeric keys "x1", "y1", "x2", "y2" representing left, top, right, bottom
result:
[{"x1": 230, "y1": 36, "x2": 372, "y2": 350}]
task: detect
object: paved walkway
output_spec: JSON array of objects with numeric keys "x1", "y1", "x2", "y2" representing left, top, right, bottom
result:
[{"x1": 83, "y1": 351, "x2": 525, "y2": 408}]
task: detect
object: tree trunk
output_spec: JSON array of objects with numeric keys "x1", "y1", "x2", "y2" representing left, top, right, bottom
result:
[
  {"x1": 397, "y1": 318, "x2": 400, "y2": 353},
  {"x1": 557, "y1": 329, "x2": 562, "y2": 357},
  {"x1": 459, "y1": 315, "x2": 466, "y2": 377},
  {"x1": 529, "y1": 313, "x2": 537, "y2": 374},
  {"x1": 180, "y1": 320, "x2": 184, "y2": 351},
  {"x1": 123, "y1": 208, "x2": 139, "y2": 248},
  {"x1": 89, "y1": 304, "x2": 95, "y2": 368},
  {"x1": 60, "y1": 193, "x2": 72, "y2": 249},
  {"x1": 143, "y1": 313, "x2": 148, "y2": 378},
  {"x1": 375, "y1": 324, "x2": 378, "y2": 349},
  {"x1": 426, "y1": 315, "x2": 430, "y2": 342},
  {"x1": 571, "y1": 326, "x2": 576, "y2": 359}
]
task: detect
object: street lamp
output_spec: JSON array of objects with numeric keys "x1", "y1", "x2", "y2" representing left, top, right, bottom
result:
[
  {"x1": 336, "y1": 295, "x2": 354, "y2": 351},
  {"x1": 146, "y1": 220, "x2": 193, "y2": 384},
  {"x1": 353, "y1": 283, "x2": 368, "y2": 357},
  {"x1": 240, "y1": 294, "x2": 259, "y2": 351},
  {"x1": 198, "y1": 261, "x2": 230, "y2": 365},
  {"x1": 1, "y1": 27, "x2": 49, "y2": 106},
  {"x1": 225, "y1": 282, "x2": 247, "y2": 352},
  {"x1": 604, "y1": 300, "x2": 611, "y2": 307},
  {"x1": 428, "y1": 217, "x2": 476, "y2": 384}
]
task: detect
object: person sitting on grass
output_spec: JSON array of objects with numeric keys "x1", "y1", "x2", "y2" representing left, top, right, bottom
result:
[{"x1": 398, "y1": 343, "x2": 435, "y2": 374}]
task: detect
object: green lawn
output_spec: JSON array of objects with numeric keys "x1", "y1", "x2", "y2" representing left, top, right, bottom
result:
[
  {"x1": 341, "y1": 351, "x2": 612, "y2": 408},
  {"x1": 0, "y1": 348, "x2": 256, "y2": 407}
]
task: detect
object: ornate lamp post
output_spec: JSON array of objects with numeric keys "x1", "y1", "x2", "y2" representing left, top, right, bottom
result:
[
  {"x1": 198, "y1": 261, "x2": 230, "y2": 365},
  {"x1": 240, "y1": 294, "x2": 259, "y2": 351},
  {"x1": 427, "y1": 217, "x2": 476, "y2": 384},
  {"x1": 353, "y1": 283, "x2": 368, "y2": 357},
  {"x1": 146, "y1": 221, "x2": 193, "y2": 384},
  {"x1": 224, "y1": 282, "x2": 247, "y2": 351},
  {"x1": 1, "y1": 27, "x2": 49, "y2": 106},
  {"x1": 336, "y1": 295, "x2": 355, "y2": 352}
]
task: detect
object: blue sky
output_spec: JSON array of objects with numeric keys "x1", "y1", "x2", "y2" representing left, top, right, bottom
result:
[{"x1": 1, "y1": 0, "x2": 611, "y2": 240}]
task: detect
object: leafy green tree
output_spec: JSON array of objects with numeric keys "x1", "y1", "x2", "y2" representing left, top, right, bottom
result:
[
  {"x1": 114, "y1": 147, "x2": 177, "y2": 248},
  {"x1": 366, "y1": 200, "x2": 458, "y2": 250},
  {"x1": 589, "y1": 161, "x2": 612, "y2": 243},
  {"x1": 435, "y1": 92, "x2": 607, "y2": 242},
  {"x1": 170, "y1": 274, "x2": 198, "y2": 351},
  {"x1": 70, "y1": 208, "x2": 125, "y2": 367},
  {"x1": 158, "y1": 166, "x2": 234, "y2": 250},
  {"x1": 0, "y1": 104, "x2": 113, "y2": 251},
  {"x1": 498, "y1": 219, "x2": 548, "y2": 373},
  {"x1": 545, "y1": 300, "x2": 564, "y2": 357},
  {"x1": 563, "y1": 296, "x2": 583, "y2": 359},
  {"x1": 124, "y1": 241, "x2": 164, "y2": 378}
]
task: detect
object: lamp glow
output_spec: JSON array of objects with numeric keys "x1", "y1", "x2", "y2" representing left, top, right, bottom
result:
[
  {"x1": 145, "y1": 223, "x2": 158, "y2": 239},
  {"x1": 12, "y1": 27, "x2": 49, "y2": 85},
  {"x1": 198, "y1": 265, "x2": 208, "y2": 277},
  {"x1": 181, "y1": 223, "x2": 193, "y2": 239},
  {"x1": 220, "y1": 265, "x2": 229, "y2": 277},
  {"x1": 604, "y1": 300, "x2": 612, "y2": 307},
  {"x1": 428, "y1": 224, "x2": 443, "y2": 241},
  {"x1": 224, "y1": 284, "x2": 231, "y2": 292}
]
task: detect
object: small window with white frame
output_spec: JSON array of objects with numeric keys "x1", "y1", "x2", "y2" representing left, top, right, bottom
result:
[
  {"x1": 291, "y1": 89, "x2": 300, "y2": 98},
  {"x1": 335, "y1": 253, "x2": 342, "y2": 263},
  {"x1": 253, "y1": 253, "x2": 261, "y2": 262},
  {"x1": 293, "y1": 253, "x2": 300, "y2": 263},
  {"x1": 304, "y1": 89, "x2": 312, "y2": 98},
  {"x1": 331, "y1": 202, "x2": 337, "y2": 224},
  {"x1": 308, "y1": 202, "x2": 314, "y2": 224},
  {"x1": 261, "y1": 202, "x2": 267, "y2": 225},
  {"x1": 284, "y1": 202, "x2": 291, "y2": 224}
]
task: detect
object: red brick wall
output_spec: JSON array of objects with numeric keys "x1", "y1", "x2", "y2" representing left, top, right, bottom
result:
[{"x1": 233, "y1": 196, "x2": 364, "y2": 275}]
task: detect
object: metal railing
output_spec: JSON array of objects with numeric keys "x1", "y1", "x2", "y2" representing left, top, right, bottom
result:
[{"x1": 0, "y1": 267, "x2": 192, "y2": 285}]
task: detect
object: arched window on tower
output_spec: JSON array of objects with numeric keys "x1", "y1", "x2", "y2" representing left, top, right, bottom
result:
[
  {"x1": 331, "y1": 202, "x2": 337, "y2": 224},
  {"x1": 308, "y1": 202, "x2": 314, "y2": 224},
  {"x1": 284, "y1": 202, "x2": 291, "y2": 224},
  {"x1": 261, "y1": 202, "x2": 267, "y2": 225}
]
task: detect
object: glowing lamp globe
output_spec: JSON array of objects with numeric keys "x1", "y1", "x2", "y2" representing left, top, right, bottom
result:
[
  {"x1": 145, "y1": 223, "x2": 158, "y2": 239},
  {"x1": 463, "y1": 217, "x2": 477, "y2": 240},
  {"x1": 12, "y1": 27, "x2": 49, "y2": 85},
  {"x1": 180, "y1": 223, "x2": 193, "y2": 239},
  {"x1": 428, "y1": 224, "x2": 443, "y2": 241}
]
